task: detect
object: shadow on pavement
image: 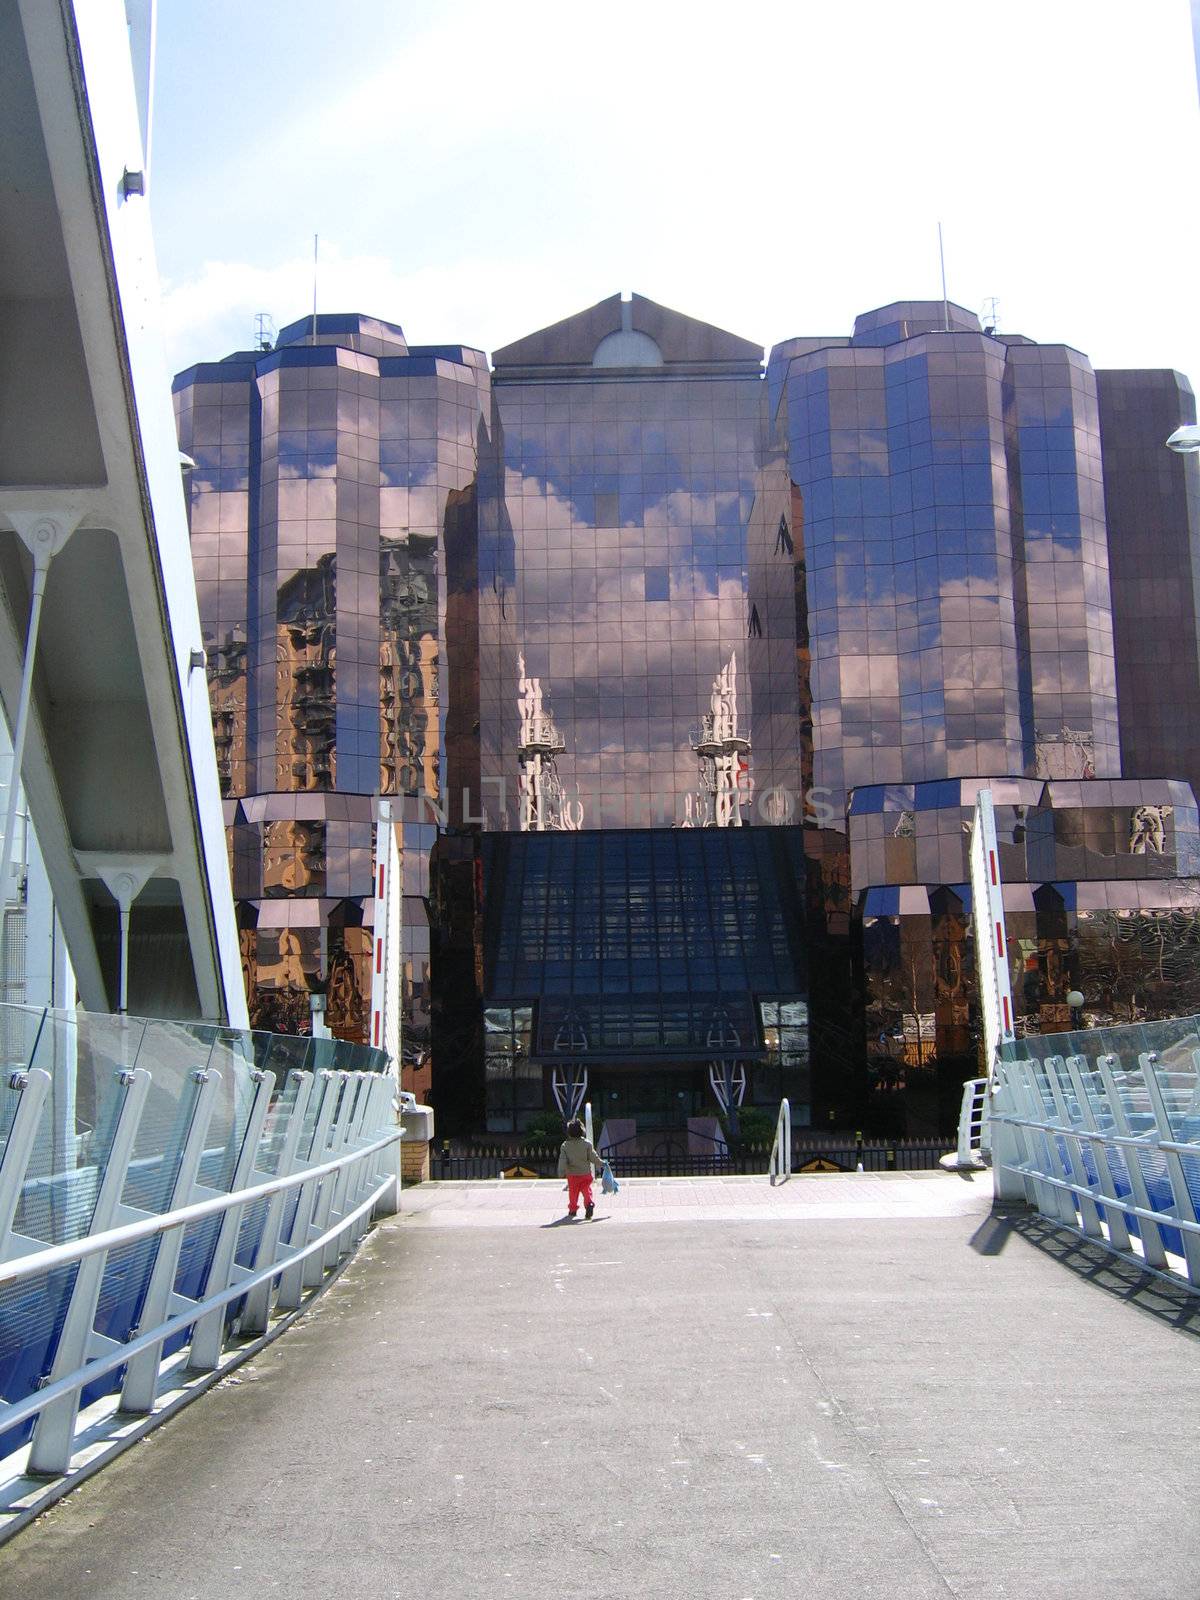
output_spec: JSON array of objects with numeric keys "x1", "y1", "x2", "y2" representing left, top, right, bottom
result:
[
  {"x1": 969, "y1": 1212, "x2": 1015, "y2": 1256},
  {"x1": 997, "y1": 1208, "x2": 1200, "y2": 1338}
]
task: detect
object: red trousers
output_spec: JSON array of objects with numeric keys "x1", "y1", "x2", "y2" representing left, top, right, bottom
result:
[{"x1": 567, "y1": 1173, "x2": 594, "y2": 1212}]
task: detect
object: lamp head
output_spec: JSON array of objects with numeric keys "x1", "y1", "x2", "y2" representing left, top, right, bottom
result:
[{"x1": 1166, "y1": 424, "x2": 1200, "y2": 453}]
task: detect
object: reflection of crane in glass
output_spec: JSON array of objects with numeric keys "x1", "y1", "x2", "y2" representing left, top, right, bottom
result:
[
  {"x1": 706, "y1": 1003, "x2": 746, "y2": 1136},
  {"x1": 551, "y1": 1006, "x2": 589, "y2": 1121},
  {"x1": 684, "y1": 652, "x2": 750, "y2": 827},
  {"x1": 516, "y1": 654, "x2": 583, "y2": 832}
]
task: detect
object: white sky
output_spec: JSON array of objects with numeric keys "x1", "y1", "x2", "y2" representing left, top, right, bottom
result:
[{"x1": 152, "y1": 0, "x2": 1200, "y2": 394}]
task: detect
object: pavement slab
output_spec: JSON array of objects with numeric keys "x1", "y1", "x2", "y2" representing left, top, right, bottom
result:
[{"x1": 2, "y1": 1172, "x2": 1198, "y2": 1600}]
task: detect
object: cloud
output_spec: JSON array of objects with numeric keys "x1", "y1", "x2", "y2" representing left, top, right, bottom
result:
[
  {"x1": 160, "y1": 245, "x2": 588, "y2": 375},
  {"x1": 154, "y1": 1, "x2": 1200, "y2": 394}
]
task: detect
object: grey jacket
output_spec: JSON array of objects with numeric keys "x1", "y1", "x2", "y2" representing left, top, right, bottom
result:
[{"x1": 557, "y1": 1136, "x2": 603, "y2": 1178}]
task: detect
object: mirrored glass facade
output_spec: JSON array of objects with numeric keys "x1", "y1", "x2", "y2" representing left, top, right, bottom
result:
[
  {"x1": 481, "y1": 294, "x2": 771, "y2": 830},
  {"x1": 479, "y1": 829, "x2": 807, "y2": 1132},
  {"x1": 174, "y1": 315, "x2": 490, "y2": 1076},
  {"x1": 1097, "y1": 369, "x2": 1200, "y2": 798},
  {"x1": 176, "y1": 294, "x2": 1200, "y2": 1140}
]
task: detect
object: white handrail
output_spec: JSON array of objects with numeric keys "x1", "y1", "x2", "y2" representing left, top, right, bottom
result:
[
  {"x1": 0, "y1": 1126, "x2": 402, "y2": 1291},
  {"x1": 990, "y1": 1046, "x2": 1200, "y2": 1290},
  {"x1": 0, "y1": 1052, "x2": 400, "y2": 1485},
  {"x1": 0, "y1": 1168, "x2": 396, "y2": 1440},
  {"x1": 987, "y1": 1133, "x2": 1200, "y2": 1237},
  {"x1": 768, "y1": 1097, "x2": 791, "y2": 1185}
]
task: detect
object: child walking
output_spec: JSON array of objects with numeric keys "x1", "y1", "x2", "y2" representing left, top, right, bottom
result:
[{"x1": 557, "y1": 1118, "x2": 603, "y2": 1219}]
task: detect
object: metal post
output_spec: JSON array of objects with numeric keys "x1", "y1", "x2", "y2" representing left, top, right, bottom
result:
[
  {"x1": 989, "y1": 1058, "x2": 1030, "y2": 1203},
  {"x1": 1063, "y1": 1053, "x2": 1133, "y2": 1254},
  {"x1": 303, "y1": 1074, "x2": 355, "y2": 1289},
  {"x1": 1041, "y1": 1056, "x2": 1102, "y2": 1238},
  {"x1": 0, "y1": 516, "x2": 78, "y2": 911},
  {"x1": 363, "y1": 1077, "x2": 395, "y2": 1230},
  {"x1": 1094, "y1": 1052, "x2": 1169, "y2": 1269},
  {"x1": 768, "y1": 1097, "x2": 791, "y2": 1185},
  {"x1": 372, "y1": 1074, "x2": 402, "y2": 1219},
  {"x1": 119, "y1": 1065, "x2": 220, "y2": 1412},
  {"x1": 28, "y1": 1066, "x2": 151, "y2": 1476},
  {"x1": 0, "y1": 1067, "x2": 52, "y2": 1247},
  {"x1": 1139, "y1": 1052, "x2": 1200, "y2": 1284},
  {"x1": 1011, "y1": 1057, "x2": 1071, "y2": 1219},
  {"x1": 237, "y1": 1070, "x2": 314, "y2": 1336},
  {"x1": 275, "y1": 1071, "x2": 338, "y2": 1309},
  {"x1": 321, "y1": 1074, "x2": 373, "y2": 1271},
  {"x1": 351, "y1": 1076, "x2": 387, "y2": 1241},
  {"x1": 329, "y1": 1076, "x2": 373, "y2": 1258},
  {"x1": 186, "y1": 1069, "x2": 275, "y2": 1373}
]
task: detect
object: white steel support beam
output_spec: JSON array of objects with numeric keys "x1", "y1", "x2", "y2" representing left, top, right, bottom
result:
[
  {"x1": 118, "y1": 1063, "x2": 220, "y2": 1412},
  {"x1": 0, "y1": 1066, "x2": 51, "y2": 1249},
  {"x1": 1041, "y1": 1056, "x2": 1103, "y2": 1238},
  {"x1": 4, "y1": 1, "x2": 246, "y2": 1026},
  {"x1": 303, "y1": 1074, "x2": 356, "y2": 1289},
  {"x1": 1093, "y1": 1054, "x2": 1169, "y2": 1269},
  {"x1": 184, "y1": 1069, "x2": 274, "y2": 1373},
  {"x1": 1139, "y1": 1052, "x2": 1200, "y2": 1283},
  {"x1": 274, "y1": 1072, "x2": 339, "y2": 1310},
  {"x1": 27, "y1": 1065, "x2": 150, "y2": 1476},
  {"x1": 0, "y1": 513, "x2": 79, "y2": 912},
  {"x1": 1062, "y1": 1053, "x2": 1134, "y2": 1255},
  {"x1": 237, "y1": 1069, "x2": 314, "y2": 1336}
]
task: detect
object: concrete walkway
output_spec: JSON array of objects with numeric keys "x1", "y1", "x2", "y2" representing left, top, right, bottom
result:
[{"x1": 2, "y1": 1172, "x2": 1199, "y2": 1600}]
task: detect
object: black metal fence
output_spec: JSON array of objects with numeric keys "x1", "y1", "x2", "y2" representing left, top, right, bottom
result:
[{"x1": 429, "y1": 1136, "x2": 950, "y2": 1182}]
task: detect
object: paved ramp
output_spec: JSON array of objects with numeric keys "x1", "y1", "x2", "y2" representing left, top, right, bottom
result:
[{"x1": 2, "y1": 1173, "x2": 1198, "y2": 1600}]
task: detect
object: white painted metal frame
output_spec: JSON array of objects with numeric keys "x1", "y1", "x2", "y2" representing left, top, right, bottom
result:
[
  {"x1": 968, "y1": 788, "x2": 1016, "y2": 1084},
  {"x1": 941, "y1": 1077, "x2": 989, "y2": 1170},
  {"x1": 990, "y1": 1045, "x2": 1200, "y2": 1291},
  {"x1": 0, "y1": 1063, "x2": 400, "y2": 1480},
  {"x1": 768, "y1": 1097, "x2": 791, "y2": 1186}
]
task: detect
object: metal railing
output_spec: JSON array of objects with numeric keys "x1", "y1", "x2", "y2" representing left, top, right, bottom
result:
[
  {"x1": 0, "y1": 1003, "x2": 398, "y2": 1504},
  {"x1": 768, "y1": 1097, "x2": 792, "y2": 1185},
  {"x1": 940, "y1": 1077, "x2": 990, "y2": 1171},
  {"x1": 430, "y1": 1134, "x2": 951, "y2": 1180},
  {"x1": 990, "y1": 1016, "x2": 1200, "y2": 1291}
]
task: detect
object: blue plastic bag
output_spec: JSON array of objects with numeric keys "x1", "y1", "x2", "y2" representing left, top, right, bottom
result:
[{"x1": 600, "y1": 1160, "x2": 619, "y2": 1195}]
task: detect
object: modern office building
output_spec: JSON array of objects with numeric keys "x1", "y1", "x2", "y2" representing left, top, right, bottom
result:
[
  {"x1": 769, "y1": 301, "x2": 1200, "y2": 1129},
  {"x1": 173, "y1": 315, "x2": 490, "y2": 1082},
  {"x1": 175, "y1": 294, "x2": 1200, "y2": 1137}
]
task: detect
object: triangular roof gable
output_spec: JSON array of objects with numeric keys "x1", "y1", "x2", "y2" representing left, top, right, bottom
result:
[{"x1": 493, "y1": 292, "x2": 761, "y2": 373}]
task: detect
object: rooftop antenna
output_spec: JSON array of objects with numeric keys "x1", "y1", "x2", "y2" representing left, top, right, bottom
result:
[
  {"x1": 254, "y1": 312, "x2": 276, "y2": 352},
  {"x1": 981, "y1": 296, "x2": 1000, "y2": 337},
  {"x1": 311, "y1": 233, "x2": 319, "y2": 345},
  {"x1": 937, "y1": 221, "x2": 950, "y2": 332}
]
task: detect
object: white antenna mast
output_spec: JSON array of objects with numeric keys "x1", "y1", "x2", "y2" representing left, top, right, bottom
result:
[
  {"x1": 937, "y1": 221, "x2": 950, "y2": 332},
  {"x1": 312, "y1": 232, "x2": 321, "y2": 340}
]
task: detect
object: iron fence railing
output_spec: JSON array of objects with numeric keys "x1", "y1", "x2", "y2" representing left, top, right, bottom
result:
[
  {"x1": 0, "y1": 1003, "x2": 398, "y2": 1534},
  {"x1": 431, "y1": 1135, "x2": 950, "y2": 1182},
  {"x1": 991, "y1": 1015, "x2": 1200, "y2": 1291}
]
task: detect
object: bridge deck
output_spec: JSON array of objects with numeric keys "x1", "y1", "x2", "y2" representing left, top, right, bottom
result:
[{"x1": 2, "y1": 1173, "x2": 1198, "y2": 1599}]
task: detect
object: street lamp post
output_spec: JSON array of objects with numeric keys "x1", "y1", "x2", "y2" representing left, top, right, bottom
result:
[{"x1": 1066, "y1": 988, "x2": 1085, "y2": 1030}]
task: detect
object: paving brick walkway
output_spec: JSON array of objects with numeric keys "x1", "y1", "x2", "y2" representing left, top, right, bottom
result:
[{"x1": 401, "y1": 1168, "x2": 991, "y2": 1226}]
